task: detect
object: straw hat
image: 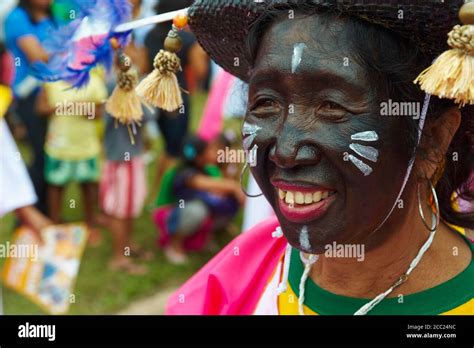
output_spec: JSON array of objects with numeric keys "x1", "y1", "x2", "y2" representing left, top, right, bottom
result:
[{"x1": 188, "y1": 0, "x2": 467, "y2": 82}]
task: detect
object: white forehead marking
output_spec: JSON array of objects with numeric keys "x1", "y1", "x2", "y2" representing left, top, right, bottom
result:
[
  {"x1": 349, "y1": 144, "x2": 379, "y2": 163},
  {"x1": 242, "y1": 122, "x2": 262, "y2": 150},
  {"x1": 299, "y1": 225, "x2": 311, "y2": 252},
  {"x1": 351, "y1": 131, "x2": 379, "y2": 142},
  {"x1": 348, "y1": 154, "x2": 373, "y2": 176},
  {"x1": 291, "y1": 43, "x2": 307, "y2": 74}
]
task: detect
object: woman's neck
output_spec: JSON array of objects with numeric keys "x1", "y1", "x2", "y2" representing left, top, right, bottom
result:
[{"x1": 309, "y1": 189, "x2": 472, "y2": 299}]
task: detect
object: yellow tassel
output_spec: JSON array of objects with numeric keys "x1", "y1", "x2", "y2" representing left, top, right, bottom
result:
[
  {"x1": 415, "y1": 47, "x2": 474, "y2": 107},
  {"x1": 136, "y1": 21, "x2": 185, "y2": 113},
  {"x1": 414, "y1": 1, "x2": 474, "y2": 107},
  {"x1": 135, "y1": 51, "x2": 183, "y2": 112},
  {"x1": 105, "y1": 68, "x2": 143, "y2": 124}
]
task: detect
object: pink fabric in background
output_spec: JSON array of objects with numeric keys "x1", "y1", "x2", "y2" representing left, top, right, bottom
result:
[
  {"x1": 152, "y1": 206, "x2": 213, "y2": 252},
  {"x1": 197, "y1": 70, "x2": 235, "y2": 142}
]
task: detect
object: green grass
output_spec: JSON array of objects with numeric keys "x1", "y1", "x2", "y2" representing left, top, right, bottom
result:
[{"x1": 0, "y1": 91, "x2": 244, "y2": 314}]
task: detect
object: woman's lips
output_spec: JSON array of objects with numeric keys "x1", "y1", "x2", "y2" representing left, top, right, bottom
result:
[{"x1": 272, "y1": 180, "x2": 337, "y2": 223}]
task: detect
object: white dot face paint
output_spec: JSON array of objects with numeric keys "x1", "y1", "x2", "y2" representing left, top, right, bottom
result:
[
  {"x1": 242, "y1": 122, "x2": 262, "y2": 150},
  {"x1": 291, "y1": 43, "x2": 307, "y2": 74},
  {"x1": 299, "y1": 225, "x2": 312, "y2": 252},
  {"x1": 348, "y1": 131, "x2": 380, "y2": 176}
]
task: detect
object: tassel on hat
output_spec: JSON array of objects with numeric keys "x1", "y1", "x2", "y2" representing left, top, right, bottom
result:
[
  {"x1": 136, "y1": 13, "x2": 188, "y2": 112},
  {"x1": 106, "y1": 40, "x2": 144, "y2": 144},
  {"x1": 415, "y1": 1, "x2": 474, "y2": 107}
]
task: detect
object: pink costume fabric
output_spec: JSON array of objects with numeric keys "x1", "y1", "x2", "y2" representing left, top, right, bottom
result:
[
  {"x1": 166, "y1": 216, "x2": 285, "y2": 315},
  {"x1": 197, "y1": 70, "x2": 235, "y2": 142}
]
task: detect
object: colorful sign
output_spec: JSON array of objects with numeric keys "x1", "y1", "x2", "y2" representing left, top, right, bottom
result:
[{"x1": 2, "y1": 224, "x2": 88, "y2": 314}]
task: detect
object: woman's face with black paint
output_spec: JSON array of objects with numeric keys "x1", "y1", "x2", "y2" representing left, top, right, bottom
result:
[{"x1": 246, "y1": 14, "x2": 415, "y2": 253}]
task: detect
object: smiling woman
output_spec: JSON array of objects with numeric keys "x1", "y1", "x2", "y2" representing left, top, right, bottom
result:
[{"x1": 166, "y1": 0, "x2": 474, "y2": 315}]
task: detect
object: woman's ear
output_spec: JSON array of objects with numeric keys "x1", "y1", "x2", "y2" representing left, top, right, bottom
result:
[{"x1": 418, "y1": 106, "x2": 461, "y2": 180}]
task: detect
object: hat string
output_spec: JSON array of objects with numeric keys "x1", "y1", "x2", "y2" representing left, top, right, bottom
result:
[{"x1": 371, "y1": 93, "x2": 431, "y2": 234}]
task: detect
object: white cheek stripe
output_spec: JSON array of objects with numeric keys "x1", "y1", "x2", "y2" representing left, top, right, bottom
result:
[
  {"x1": 348, "y1": 131, "x2": 379, "y2": 175},
  {"x1": 242, "y1": 122, "x2": 262, "y2": 150},
  {"x1": 291, "y1": 43, "x2": 307, "y2": 74},
  {"x1": 349, "y1": 143, "x2": 379, "y2": 163},
  {"x1": 348, "y1": 154, "x2": 373, "y2": 176},
  {"x1": 351, "y1": 131, "x2": 379, "y2": 142}
]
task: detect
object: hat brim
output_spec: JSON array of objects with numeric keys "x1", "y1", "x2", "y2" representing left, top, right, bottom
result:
[{"x1": 189, "y1": 0, "x2": 463, "y2": 82}]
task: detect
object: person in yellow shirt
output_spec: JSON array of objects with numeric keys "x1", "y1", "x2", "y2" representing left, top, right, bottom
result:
[{"x1": 35, "y1": 70, "x2": 107, "y2": 245}]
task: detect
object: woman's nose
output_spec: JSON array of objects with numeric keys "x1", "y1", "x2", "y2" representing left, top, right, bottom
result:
[{"x1": 269, "y1": 130, "x2": 321, "y2": 168}]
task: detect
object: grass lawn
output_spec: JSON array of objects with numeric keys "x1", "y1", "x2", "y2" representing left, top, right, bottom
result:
[{"x1": 0, "y1": 91, "x2": 244, "y2": 314}]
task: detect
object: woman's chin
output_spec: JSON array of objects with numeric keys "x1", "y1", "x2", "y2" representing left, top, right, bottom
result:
[{"x1": 275, "y1": 216, "x2": 346, "y2": 255}]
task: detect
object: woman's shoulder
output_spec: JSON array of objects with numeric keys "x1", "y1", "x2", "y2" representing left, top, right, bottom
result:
[
  {"x1": 5, "y1": 7, "x2": 29, "y2": 25},
  {"x1": 166, "y1": 216, "x2": 286, "y2": 315}
]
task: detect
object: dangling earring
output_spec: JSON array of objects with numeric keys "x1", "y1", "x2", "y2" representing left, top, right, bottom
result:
[
  {"x1": 417, "y1": 178, "x2": 440, "y2": 232},
  {"x1": 240, "y1": 162, "x2": 263, "y2": 197}
]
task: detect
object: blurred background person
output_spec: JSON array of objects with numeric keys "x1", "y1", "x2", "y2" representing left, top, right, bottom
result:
[
  {"x1": 98, "y1": 0, "x2": 155, "y2": 274},
  {"x1": 157, "y1": 134, "x2": 244, "y2": 264},
  {"x1": 4, "y1": 0, "x2": 55, "y2": 214},
  {"x1": 1, "y1": 34, "x2": 51, "y2": 242},
  {"x1": 35, "y1": 69, "x2": 107, "y2": 245},
  {"x1": 145, "y1": 0, "x2": 209, "y2": 196}
]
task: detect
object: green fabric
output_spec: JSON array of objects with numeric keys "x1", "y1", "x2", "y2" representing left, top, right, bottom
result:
[
  {"x1": 51, "y1": 2, "x2": 78, "y2": 23},
  {"x1": 288, "y1": 233, "x2": 474, "y2": 315},
  {"x1": 154, "y1": 165, "x2": 222, "y2": 207},
  {"x1": 45, "y1": 153, "x2": 100, "y2": 186}
]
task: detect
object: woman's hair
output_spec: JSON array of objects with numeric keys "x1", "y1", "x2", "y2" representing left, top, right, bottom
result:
[
  {"x1": 19, "y1": 0, "x2": 53, "y2": 24},
  {"x1": 181, "y1": 134, "x2": 209, "y2": 167},
  {"x1": 245, "y1": 4, "x2": 474, "y2": 229}
]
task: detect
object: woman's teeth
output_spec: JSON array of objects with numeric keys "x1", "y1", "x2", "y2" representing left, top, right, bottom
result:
[{"x1": 278, "y1": 189, "x2": 333, "y2": 205}]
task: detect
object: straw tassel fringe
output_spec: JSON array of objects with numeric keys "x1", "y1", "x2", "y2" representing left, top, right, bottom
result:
[{"x1": 415, "y1": 2, "x2": 474, "y2": 107}]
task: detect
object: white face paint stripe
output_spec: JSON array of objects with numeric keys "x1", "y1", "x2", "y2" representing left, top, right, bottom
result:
[
  {"x1": 351, "y1": 131, "x2": 379, "y2": 142},
  {"x1": 242, "y1": 122, "x2": 262, "y2": 150},
  {"x1": 348, "y1": 154, "x2": 373, "y2": 176},
  {"x1": 299, "y1": 225, "x2": 311, "y2": 252},
  {"x1": 349, "y1": 143, "x2": 379, "y2": 163},
  {"x1": 291, "y1": 43, "x2": 307, "y2": 74}
]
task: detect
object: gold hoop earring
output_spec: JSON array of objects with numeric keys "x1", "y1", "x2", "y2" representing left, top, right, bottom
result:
[
  {"x1": 417, "y1": 179, "x2": 440, "y2": 232},
  {"x1": 240, "y1": 162, "x2": 263, "y2": 198}
]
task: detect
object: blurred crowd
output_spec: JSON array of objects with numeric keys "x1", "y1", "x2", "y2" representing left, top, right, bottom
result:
[{"x1": 0, "y1": 0, "x2": 265, "y2": 275}]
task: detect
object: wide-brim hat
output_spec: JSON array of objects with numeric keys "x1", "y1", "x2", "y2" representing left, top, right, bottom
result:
[{"x1": 188, "y1": 0, "x2": 465, "y2": 82}]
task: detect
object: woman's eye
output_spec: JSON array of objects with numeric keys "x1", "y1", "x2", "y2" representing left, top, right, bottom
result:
[
  {"x1": 251, "y1": 99, "x2": 281, "y2": 114},
  {"x1": 319, "y1": 101, "x2": 344, "y2": 112},
  {"x1": 316, "y1": 101, "x2": 348, "y2": 121}
]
